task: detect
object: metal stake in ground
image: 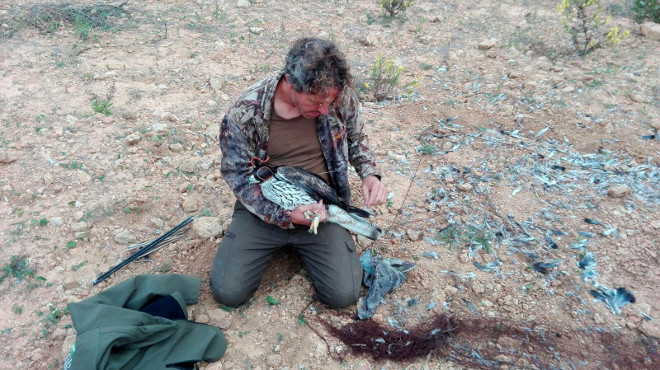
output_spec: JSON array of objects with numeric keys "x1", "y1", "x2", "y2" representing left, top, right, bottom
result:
[{"x1": 92, "y1": 216, "x2": 194, "y2": 285}]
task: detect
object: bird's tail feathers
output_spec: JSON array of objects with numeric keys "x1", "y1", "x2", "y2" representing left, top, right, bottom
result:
[
  {"x1": 327, "y1": 205, "x2": 383, "y2": 241},
  {"x1": 346, "y1": 205, "x2": 373, "y2": 218}
]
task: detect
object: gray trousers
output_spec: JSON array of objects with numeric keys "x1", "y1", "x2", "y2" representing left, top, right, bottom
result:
[{"x1": 210, "y1": 201, "x2": 363, "y2": 308}]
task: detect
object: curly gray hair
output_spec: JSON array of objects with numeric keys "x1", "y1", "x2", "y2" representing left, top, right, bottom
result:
[{"x1": 284, "y1": 38, "x2": 353, "y2": 94}]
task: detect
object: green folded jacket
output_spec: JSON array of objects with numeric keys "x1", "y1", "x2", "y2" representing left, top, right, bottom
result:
[{"x1": 65, "y1": 274, "x2": 226, "y2": 370}]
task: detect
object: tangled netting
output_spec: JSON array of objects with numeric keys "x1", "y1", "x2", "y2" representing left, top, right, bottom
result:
[{"x1": 321, "y1": 313, "x2": 659, "y2": 368}]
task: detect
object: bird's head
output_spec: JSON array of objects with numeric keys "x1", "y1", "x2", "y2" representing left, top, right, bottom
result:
[{"x1": 248, "y1": 165, "x2": 274, "y2": 185}]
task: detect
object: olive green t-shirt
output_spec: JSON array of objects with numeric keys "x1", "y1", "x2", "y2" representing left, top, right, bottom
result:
[{"x1": 267, "y1": 110, "x2": 331, "y2": 183}]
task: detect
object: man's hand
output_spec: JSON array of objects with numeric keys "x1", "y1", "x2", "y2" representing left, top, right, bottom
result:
[
  {"x1": 361, "y1": 175, "x2": 387, "y2": 207},
  {"x1": 291, "y1": 200, "x2": 327, "y2": 226}
]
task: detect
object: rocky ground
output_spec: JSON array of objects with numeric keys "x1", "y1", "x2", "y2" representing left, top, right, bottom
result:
[{"x1": 0, "y1": 0, "x2": 659, "y2": 369}]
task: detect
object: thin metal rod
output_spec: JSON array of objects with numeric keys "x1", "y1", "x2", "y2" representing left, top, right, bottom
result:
[{"x1": 92, "y1": 216, "x2": 194, "y2": 285}]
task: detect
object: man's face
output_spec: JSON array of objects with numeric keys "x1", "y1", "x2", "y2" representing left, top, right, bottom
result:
[{"x1": 290, "y1": 87, "x2": 340, "y2": 119}]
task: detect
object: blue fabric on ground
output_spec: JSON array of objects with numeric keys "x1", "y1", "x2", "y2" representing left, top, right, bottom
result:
[{"x1": 358, "y1": 250, "x2": 417, "y2": 320}]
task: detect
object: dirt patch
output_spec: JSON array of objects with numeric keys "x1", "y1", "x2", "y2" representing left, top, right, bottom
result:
[{"x1": 0, "y1": 0, "x2": 658, "y2": 369}]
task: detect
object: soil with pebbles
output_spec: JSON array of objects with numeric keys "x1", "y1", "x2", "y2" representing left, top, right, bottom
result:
[{"x1": 0, "y1": 0, "x2": 658, "y2": 369}]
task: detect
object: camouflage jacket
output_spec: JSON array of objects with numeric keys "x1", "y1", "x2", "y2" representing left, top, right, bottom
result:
[{"x1": 219, "y1": 71, "x2": 380, "y2": 229}]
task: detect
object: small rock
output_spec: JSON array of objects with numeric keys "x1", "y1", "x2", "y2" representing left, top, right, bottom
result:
[
  {"x1": 496, "y1": 335, "x2": 518, "y2": 348},
  {"x1": 182, "y1": 197, "x2": 198, "y2": 213},
  {"x1": 179, "y1": 183, "x2": 193, "y2": 193},
  {"x1": 121, "y1": 110, "x2": 137, "y2": 120},
  {"x1": 70, "y1": 221, "x2": 88, "y2": 232},
  {"x1": 209, "y1": 77, "x2": 223, "y2": 90},
  {"x1": 151, "y1": 217, "x2": 166, "y2": 229},
  {"x1": 650, "y1": 220, "x2": 660, "y2": 229},
  {"x1": 179, "y1": 160, "x2": 196, "y2": 173},
  {"x1": 74, "y1": 231, "x2": 89, "y2": 240},
  {"x1": 114, "y1": 230, "x2": 137, "y2": 244},
  {"x1": 457, "y1": 183, "x2": 474, "y2": 192},
  {"x1": 49, "y1": 217, "x2": 63, "y2": 227},
  {"x1": 207, "y1": 309, "x2": 232, "y2": 329},
  {"x1": 640, "y1": 320, "x2": 660, "y2": 338},
  {"x1": 641, "y1": 22, "x2": 660, "y2": 41},
  {"x1": 266, "y1": 354, "x2": 282, "y2": 366},
  {"x1": 205, "y1": 124, "x2": 220, "y2": 139},
  {"x1": 65, "y1": 115, "x2": 78, "y2": 124},
  {"x1": 221, "y1": 217, "x2": 233, "y2": 233},
  {"x1": 650, "y1": 119, "x2": 660, "y2": 130},
  {"x1": 356, "y1": 234, "x2": 372, "y2": 246},
  {"x1": 607, "y1": 185, "x2": 630, "y2": 198},
  {"x1": 199, "y1": 157, "x2": 215, "y2": 170},
  {"x1": 471, "y1": 281, "x2": 485, "y2": 294},
  {"x1": 356, "y1": 359, "x2": 372, "y2": 370},
  {"x1": 161, "y1": 112, "x2": 179, "y2": 122},
  {"x1": 124, "y1": 133, "x2": 141, "y2": 146},
  {"x1": 61, "y1": 334, "x2": 76, "y2": 360},
  {"x1": 169, "y1": 143, "x2": 184, "y2": 153},
  {"x1": 152, "y1": 122, "x2": 168, "y2": 132},
  {"x1": 51, "y1": 328, "x2": 67, "y2": 341},
  {"x1": 360, "y1": 32, "x2": 378, "y2": 47},
  {"x1": 193, "y1": 217, "x2": 223, "y2": 239},
  {"x1": 406, "y1": 229, "x2": 423, "y2": 241},
  {"x1": 478, "y1": 37, "x2": 497, "y2": 50},
  {"x1": 630, "y1": 93, "x2": 649, "y2": 103},
  {"x1": 486, "y1": 48, "x2": 499, "y2": 58},
  {"x1": 205, "y1": 361, "x2": 223, "y2": 370},
  {"x1": 0, "y1": 150, "x2": 18, "y2": 164},
  {"x1": 63, "y1": 276, "x2": 79, "y2": 290},
  {"x1": 458, "y1": 252, "x2": 470, "y2": 264},
  {"x1": 236, "y1": 0, "x2": 250, "y2": 7}
]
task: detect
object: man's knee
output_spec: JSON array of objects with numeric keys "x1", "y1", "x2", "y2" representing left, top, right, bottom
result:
[
  {"x1": 209, "y1": 278, "x2": 254, "y2": 307},
  {"x1": 319, "y1": 288, "x2": 360, "y2": 308}
]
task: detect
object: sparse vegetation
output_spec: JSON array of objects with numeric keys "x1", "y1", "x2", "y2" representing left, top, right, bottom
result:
[
  {"x1": 366, "y1": 55, "x2": 404, "y2": 101},
  {"x1": 92, "y1": 99, "x2": 113, "y2": 116},
  {"x1": 437, "y1": 224, "x2": 494, "y2": 253},
  {"x1": 12, "y1": 304, "x2": 23, "y2": 315},
  {"x1": 417, "y1": 144, "x2": 437, "y2": 155},
  {"x1": 0, "y1": 255, "x2": 36, "y2": 285},
  {"x1": 632, "y1": 0, "x2": 660, "y2": 23},
  {"x1": 557, "y1": 0, "x2": 629, "y2": 56},
  {"x1": 1, "y1": 0, "x2": 659, "y2": 367},
  {"x1": 0, "y1": 2, "x2": 128, "y2": 39},
  {"x1": 377, "y1": 0, "x2": 413, "y2": 17}
]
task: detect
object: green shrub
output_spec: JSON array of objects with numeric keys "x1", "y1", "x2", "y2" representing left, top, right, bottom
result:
[
  {"x1": 366, "y1": 55, "x2": 403, "y2": 101},
  {"x1": 377, "y1": 0, "x2": 413, "y2": 17},
  {"x1": 417, "y1": 144, "x2": 437, "y2": 155},
  {"x1": 558, "y1": 0, "x2": 629, "y2": 56},
  {"x1": 0, "y1": 3, "x2": 127, "y2": 39},
  {"x1": 92, "y1": 99, "x2": 112, "y2": 116},
  {"x1": 632, "y1": 0, "x2": 660, "y2": 23},
  {"x1": 0, "y1": 255, "x2": 35, "y2": 285},
  {"x1": 74, "y1": 13, "x2": 93, "y2": 39}
]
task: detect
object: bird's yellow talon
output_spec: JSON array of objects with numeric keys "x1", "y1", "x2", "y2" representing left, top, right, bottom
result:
[{"x1": 310, "y1": 215, "x2": 320, "y2": 235}]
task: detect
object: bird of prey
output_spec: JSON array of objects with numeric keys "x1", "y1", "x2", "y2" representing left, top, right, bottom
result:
[{"x1": 247, "y1": 158, "x2": 383, "y2": 240}]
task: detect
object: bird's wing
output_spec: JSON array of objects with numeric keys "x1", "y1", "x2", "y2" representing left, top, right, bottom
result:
[
  {"x1": 277, "y1": 166, "x2": 372, "y2": 218},
  {"x1": 276, "y1": 166, "x2": 342, "y2": 205}
]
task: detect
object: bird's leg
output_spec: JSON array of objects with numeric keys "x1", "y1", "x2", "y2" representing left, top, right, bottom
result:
[{"x1": 304, "y1": 210, "x2": 320, "y2": 235}]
